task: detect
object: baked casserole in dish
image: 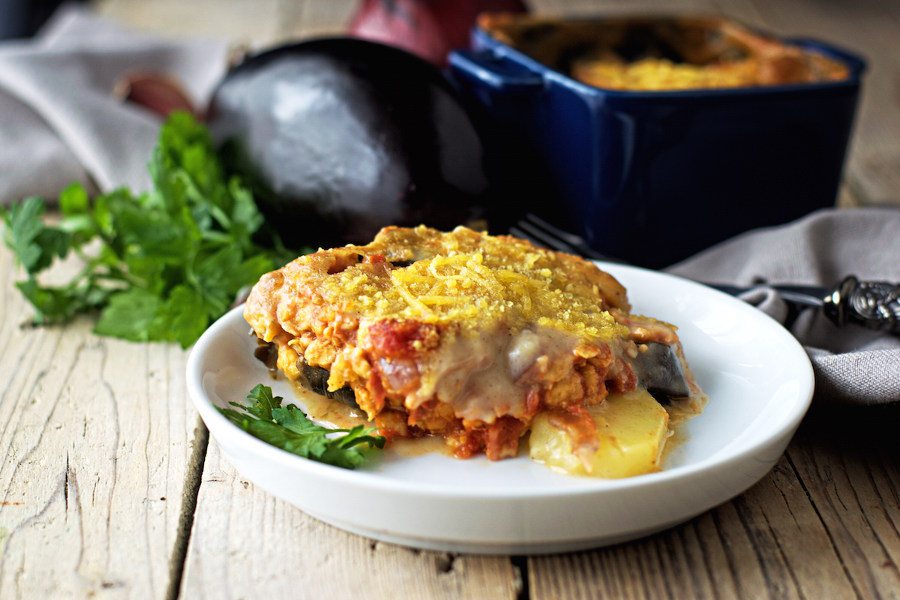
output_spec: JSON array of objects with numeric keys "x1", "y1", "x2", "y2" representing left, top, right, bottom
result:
[
  {"x1": 479, "y1": 15, "x2": 849, "y2": 91},
  {"x1": 449, "y1": 15, "x2": 865, "y2": 267}
]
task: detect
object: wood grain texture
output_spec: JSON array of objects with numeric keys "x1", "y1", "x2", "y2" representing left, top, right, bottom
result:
[
  {"x1": 527, "y1": 404, "x2": 900, "y2": 600},
  {"x1": 95, "y1": 0, "x2": 357, "y2": 47},
  {"x1": 279, "y1": 0, "x2": 356, "y2": 39},
  {"x1": 95, "y1": 0, "x2": 287, "y2": 46},
  {"x1": 0, "y1": 245, "x2": 206, "y2": 598},
  {"x1": 5, "y1": 1, "x2": 898, "y2": 599},
  {"x1": 179, "y1": 440, "x2": 521, "y2": 600}
]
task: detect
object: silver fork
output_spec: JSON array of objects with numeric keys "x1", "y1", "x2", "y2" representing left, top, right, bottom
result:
[
  {"x1": 509, "y1": 213, "x2": 900, "y2": 334},
  {"x1": 509, "y1": 213, "x2": 624, "y2": 263}
]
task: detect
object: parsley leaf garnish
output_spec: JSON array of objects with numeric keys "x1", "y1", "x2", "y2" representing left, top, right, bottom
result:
[
  {"x1": 0, "y1": 112, "x2": 297, "y2": 347},
  {"x1": 219, "y1": 384, "x2": 385, "y2": 469}
]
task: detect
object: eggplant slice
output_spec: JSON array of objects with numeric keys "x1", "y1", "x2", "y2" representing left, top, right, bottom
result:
[
  {"x1": 632, "y1": 342, "x2": 691, "y2": 403},
  {"x1": 297, "y1": 361, "x2": 361, "y2": 408}
]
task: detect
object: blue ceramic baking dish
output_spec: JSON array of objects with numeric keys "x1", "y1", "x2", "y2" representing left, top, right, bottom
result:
[{"x1": 448, "y1": 18, "x2": 866, "y2": 267}]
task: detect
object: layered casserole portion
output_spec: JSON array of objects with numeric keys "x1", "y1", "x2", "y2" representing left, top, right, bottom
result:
[{"x1": 244, "y1": 226, "x2": 700, "y2": 461}]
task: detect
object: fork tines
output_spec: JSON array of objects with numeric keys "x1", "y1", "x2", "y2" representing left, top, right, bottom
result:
[{"x1": 510, "y1": 213, "x2": 622, "y2": 263}]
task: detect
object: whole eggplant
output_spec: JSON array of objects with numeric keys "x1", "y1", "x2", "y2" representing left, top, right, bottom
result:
[{"x1": 207, "y1": 38, "x2": 489, "y2": 249}]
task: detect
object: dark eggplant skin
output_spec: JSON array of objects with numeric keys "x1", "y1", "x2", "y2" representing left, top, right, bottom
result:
[
  {"x1": 297, "y1": 361, "x2": 360, "y2": 408},
  {"x1": 207, "y1": 38, "x2": 489, "y2": 249}
]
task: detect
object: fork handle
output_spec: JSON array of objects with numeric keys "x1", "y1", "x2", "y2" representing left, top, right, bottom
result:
[{"x1": 823, "y1": 276, "x2": 900, "y2": 334}]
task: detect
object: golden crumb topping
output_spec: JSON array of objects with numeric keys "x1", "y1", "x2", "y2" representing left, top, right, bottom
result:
[
  {"x1": 571, "y1": 54, "x2": 848, "y2": 91},
  {"x1": 306, "y1": 226, "x2": 630, "y2": 341}
]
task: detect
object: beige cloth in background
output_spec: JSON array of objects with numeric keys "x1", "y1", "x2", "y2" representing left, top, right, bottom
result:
[
  {"x1": 670, "y1": 209, "x2": 900, "y2": 405},
  {"x1": 1, "y1": 8, "x2": 898, "y2": 404},
  {"x1": 0, "y1": 6, "x2": 228, "y2": 202}
]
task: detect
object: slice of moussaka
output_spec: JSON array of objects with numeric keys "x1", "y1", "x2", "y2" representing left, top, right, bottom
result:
[{"x1": 243, "y1": 225, "x2": 703, "y2": 461}]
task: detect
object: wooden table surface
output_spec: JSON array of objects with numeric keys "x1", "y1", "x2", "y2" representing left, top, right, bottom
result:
[{"x1": 1, "y1": 1, "x2": 898, "y2": 598}]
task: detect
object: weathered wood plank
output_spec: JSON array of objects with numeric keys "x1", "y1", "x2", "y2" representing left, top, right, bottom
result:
[
  {"x1": 0, "y1": 246, "x2": 204, "y2": 598},
  {"x1": 179, "y1": 439, "x2": 521, "y2": 600},
  {"x1": 527, "y1": 405, "x2": 900, "y2": 600},
  {"x1": 96, "y1": 0, "x2": 355, "y2": 47},
  {"x1": 781, "y1": 406, "x2": 900, "y2": 600},
  {"x1": 25, "y1": 3, "x2": 900, "y2": 600},
  {"x1": 278, "y1": 0, "x2": 355, "y2": 39},
  {"x1": 95, "y1": 0, "x2": 286, "y2": 46}
]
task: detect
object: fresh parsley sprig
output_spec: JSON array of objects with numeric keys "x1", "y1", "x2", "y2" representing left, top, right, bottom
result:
[
  {"x1": 219, "y1": 384, "x2": 385, "y2": 469},
  {"x1": 0, "y1": 112, "x2": 296, "y2": 347}
]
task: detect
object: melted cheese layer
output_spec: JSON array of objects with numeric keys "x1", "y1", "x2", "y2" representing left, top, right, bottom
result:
[{"x1": 314, "y1": 225, "x2": 630, "y2": 342}]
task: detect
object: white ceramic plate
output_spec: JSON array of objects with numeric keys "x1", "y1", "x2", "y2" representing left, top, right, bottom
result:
[{"x1": 187, "y1": 263, "x2": 814, "y2": 554}]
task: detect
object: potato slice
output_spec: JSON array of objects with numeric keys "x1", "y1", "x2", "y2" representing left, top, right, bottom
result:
[{"x1": 529, "y1": 389, "x2": 670, "y2": 478}]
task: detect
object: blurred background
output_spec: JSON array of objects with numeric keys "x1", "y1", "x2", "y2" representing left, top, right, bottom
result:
[
  {"x1": 2, "y1": 0, "x2": 898, "y2": 259},
  {"x1": 5, "y1": 0, "x2": 888, "y2": 214}
]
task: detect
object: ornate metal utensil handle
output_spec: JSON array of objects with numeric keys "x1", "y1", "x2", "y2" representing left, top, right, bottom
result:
[{"x1": 823, "y1": 276, "x2": 900, "y2": 334}]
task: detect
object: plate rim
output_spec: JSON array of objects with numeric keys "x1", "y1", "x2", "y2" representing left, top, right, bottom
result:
[{"x1": 187, "y1": 262, "x2": 814, "y2": 499}]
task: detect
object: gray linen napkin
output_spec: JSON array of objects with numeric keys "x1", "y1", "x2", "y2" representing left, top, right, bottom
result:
[
  {"x1": 3, "y1": 9, "x2": 897, "y2": 405},
  {"x1": 669, "y1": 208, "x2": 900, "y2": 405},
  {"x1": 0, "y1": 6, "x2": 228, "y2": 202}
]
